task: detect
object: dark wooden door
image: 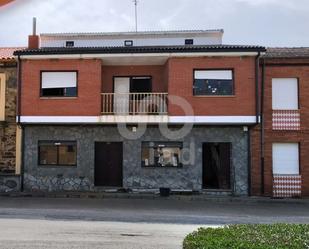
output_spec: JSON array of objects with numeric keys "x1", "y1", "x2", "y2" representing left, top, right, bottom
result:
[
  {"x1": 95, "y1": 142, "x2": 123, "y2": 187},
  {"x1": 202, "y1": 143, "x2": 231, "y2": 190}
]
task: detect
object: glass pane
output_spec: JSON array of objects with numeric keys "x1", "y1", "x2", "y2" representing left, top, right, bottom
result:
[
  {"x1": 58, "y1": 144, "x2": 77, "y2": 165},
  {"x1": 64, "y1": 87, "x2": 77, "y2": 97},
  {"x1": 142, "y1": 142, "x2": 182, "y2": 167},
  {"x1": 39, "y1": 145, "x2": 57, "y2": 165},
  {"x1": 157, "y1": 147, "x2": 181, "y2": 167},
  {"x1": 41, "y1": 88, "x2": 65, "y2": 97},
  {"x1": 41, "y1": 87, "x2": 77, "y2": 97},
  {"x1": 194, "y1": 79, "x2": 233, "y2": 95}
]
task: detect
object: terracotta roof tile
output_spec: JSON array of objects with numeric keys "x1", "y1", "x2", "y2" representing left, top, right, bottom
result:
[{"x1": 0, "y1": 47, "x2": 24, "y2": 60}]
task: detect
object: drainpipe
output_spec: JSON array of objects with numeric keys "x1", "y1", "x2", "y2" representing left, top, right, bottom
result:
[
  {"x1": 255, "y1": 52, "x2": 261, "y2": 124},
  {"x1": 260, "y1": 58, "x2": 266, "y2": 195},
  {"x1": 247, "y1": 127, "x2": 251, "y2": 196},
  {"x1": 17, "y1": 55, "x2": 21, "y2": 124},
  {"x1": 247, "y1": 51, "x2": 261, "y2": 196}
]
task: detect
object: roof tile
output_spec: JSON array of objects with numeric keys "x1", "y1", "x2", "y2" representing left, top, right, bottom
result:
[
  {"x1": 264, "y1": 47, "x2": 309, "y2": 58},
  {"x1": 0, "y1": 47, "x2": 24, "y2": 60},
  {"x1": 14, "y1": 45, "x2": 266, "y2": 56}
]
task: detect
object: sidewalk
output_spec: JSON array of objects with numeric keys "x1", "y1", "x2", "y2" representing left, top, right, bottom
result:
[{"x1": 1, "y1": 190, "x2": 308, "y2": 205}]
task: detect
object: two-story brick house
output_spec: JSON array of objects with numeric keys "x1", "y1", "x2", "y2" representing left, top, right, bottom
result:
[
  {"x1": 14, "y1": 30, "x2": 266, "y2": 195},
  {"x1": 251, "y1": 48, "x2": 309, "y2": 198}
]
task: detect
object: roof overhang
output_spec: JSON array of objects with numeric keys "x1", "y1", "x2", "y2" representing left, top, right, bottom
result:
[{"x1": 15, "y1": 52, "x2": 262, "y2": 65}]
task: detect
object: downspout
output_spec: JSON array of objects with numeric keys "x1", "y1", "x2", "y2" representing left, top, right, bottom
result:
[
  {"x1": 16, "y1": 55, "x2": 24, "y2": 191},
  {"x1": 247, "y1": 51, "x2": 261, "y2": 196},
  {"x1": 17, "y1": 55, "x2": 21, "y2": 124},
  {"x1": 260, "y1": 58, "x2": 265, "y2": 195},
  {"x1": 255, "y1": 52, "x2": 261, "y2": 124},
  {"x1": 247, "y1": 127, "x2": 251, "y2": 196}
]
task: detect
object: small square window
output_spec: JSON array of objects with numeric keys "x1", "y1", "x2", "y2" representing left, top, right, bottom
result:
[
  {"x1": 185, "y1": 39, "x2": 194, "y2": 45},
  {"x1": 66, "y1": 41, "x2": 74, "y2": 47},
  {"x1": 124, "y1": 40, "x2": 133, "y2": 46}
]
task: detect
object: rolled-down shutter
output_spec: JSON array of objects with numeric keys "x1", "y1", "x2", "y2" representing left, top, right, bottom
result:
[
  {"x1": 272, "y1": 78, "x2": 298, "y2": 110},
  {"x1": 272, "y1": 143, "x2": 299, "y2": 174},
  {"x1": 194, "y1": 70, "x2": 232, "y2": 80},
  {"x1": 42, "y1": 72, "x2": 77, "y2": 89}
]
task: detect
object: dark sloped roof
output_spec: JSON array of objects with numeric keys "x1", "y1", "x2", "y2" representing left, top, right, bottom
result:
[
  {"x1": 264, "y1": 47, "x2": 309, "y2": 58},
  {"x1": 14, "y1": 45, "x2": 266, "y2": 56}
]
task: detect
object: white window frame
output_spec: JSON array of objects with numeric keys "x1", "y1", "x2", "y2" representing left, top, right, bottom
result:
[{"x1": 41, "y1": 71, "x2": 77, "y2": 97}]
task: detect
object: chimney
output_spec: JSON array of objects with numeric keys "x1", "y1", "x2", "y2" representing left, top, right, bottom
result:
[{"x1": 28, "y1": 17, "x2": 39, "y2": 49}]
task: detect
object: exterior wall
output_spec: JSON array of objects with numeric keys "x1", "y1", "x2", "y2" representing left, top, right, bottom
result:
[
  {"x1": 23, "y1": 125, "x2": 249, "y2": 195},
  {"x1": 40, "y1": 32, "x2": 223, "y2": 48},
  {"x1": 0, "y1": 174, "x2": 20, "y2": 192},
  {"x1": 21, "y1": 56, "x2": 258, "y2": 118},
  {"x1": 20, "y1": 59, "x2": 102, "y2": 116},
  {"x1": 0, "y1": 64, "x2": 17, "y2": 173},
  {"x1": 167, "y1": 56, "x2": 257, "y2": 116},
  {"x1": 251, "y1": 60, "x2": 309, "y2": 197},
  {"x1": 102, "y1": 65, "x2": 167, "y2": 93}
]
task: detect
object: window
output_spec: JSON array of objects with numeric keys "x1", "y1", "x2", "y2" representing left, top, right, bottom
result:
[
  {"x1": 41, "y1": 71, "x2": 77, "y2": 97},
  {"x1": 141, "y1": 142, "x2": 182, "y2": 167},
  {"x1": 124, "y1": 40, "x2": 133, "y2": 46},
  {"x1": 65, "y1": 41, "x2": 74, "y2": 47},
  {"x1": 185, "y1": 39, "x2": 194, "y2": 45},
  {"x1": 272, "y1": 143, "x2": 299, "y2": 174},
  {"x1": 193, "y1": 70, "x2": 234, "y2": 96},
  {"x1": 272, "y1": 78, "x2": 298, "y2": 110},
  {"x1": 38, "y1": 141, "x2": 77, "y2": 166},
  {"x1": 0, "y1": 73, "x2": 5, "y2": 121}
]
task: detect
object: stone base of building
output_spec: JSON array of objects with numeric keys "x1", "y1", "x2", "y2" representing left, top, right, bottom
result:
[
  {"x1": 0, "y1": 174, "x2": 20, "y2": 192},
  {"x1": 23, "y1": 125, "x2": 249, "y2": 196}
]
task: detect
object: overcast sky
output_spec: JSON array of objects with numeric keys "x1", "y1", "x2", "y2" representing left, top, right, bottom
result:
[{"x1": 0, "y1": 0, "x2": 308, "y2": 47}]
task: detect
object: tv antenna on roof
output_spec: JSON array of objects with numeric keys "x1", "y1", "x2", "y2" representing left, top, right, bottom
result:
[{"x1": 133, "y1": 0, "x2": 138, "y2": 32}]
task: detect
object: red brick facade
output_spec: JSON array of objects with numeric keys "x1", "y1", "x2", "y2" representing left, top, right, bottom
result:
[
  {"x1": 21, "y1": 59, "x2": 102, "y2": 116},
  {"x1": 251, "y1": 58, "x2": 309, "y2": 197},
  {"x1": 167, "y1": 56, "x2": 257, "y2": 116},
  {"x1": 20, "y1": 56, "x2": 258, "y2": 117}
]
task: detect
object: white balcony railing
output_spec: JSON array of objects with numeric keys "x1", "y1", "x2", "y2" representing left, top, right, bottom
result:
[{"x1": 101, "y1": 92, "x2": 168, "y2": 115}]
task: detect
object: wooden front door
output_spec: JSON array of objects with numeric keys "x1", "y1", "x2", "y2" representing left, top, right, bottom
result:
[
  {"x1": 94, "y1": 142, "x2": 123, "y2": 187},
  {"x1": 202, "y1": 143, "x2": 231, "y2": 190}
]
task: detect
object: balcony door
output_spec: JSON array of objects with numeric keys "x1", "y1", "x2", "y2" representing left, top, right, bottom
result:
[
  {"x1": 114, "y1": 77, "x2": 130, "y2": 114},
  {"x1": 113, "y1": 76, "x2": 152, "y2": 114}
]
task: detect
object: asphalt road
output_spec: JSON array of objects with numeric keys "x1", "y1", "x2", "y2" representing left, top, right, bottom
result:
[{"x1": 0, "y1": 197, "x2": 308, "y2": 248}]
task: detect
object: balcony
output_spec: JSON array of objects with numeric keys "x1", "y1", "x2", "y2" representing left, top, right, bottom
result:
[{"x1": 101, "y1": 92, "x2": 168, "y2": 115}]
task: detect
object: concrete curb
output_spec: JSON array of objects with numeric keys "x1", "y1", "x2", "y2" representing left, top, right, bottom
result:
[{"x1": 0, "y1": 191, "x2": 308, "y2": 205}]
